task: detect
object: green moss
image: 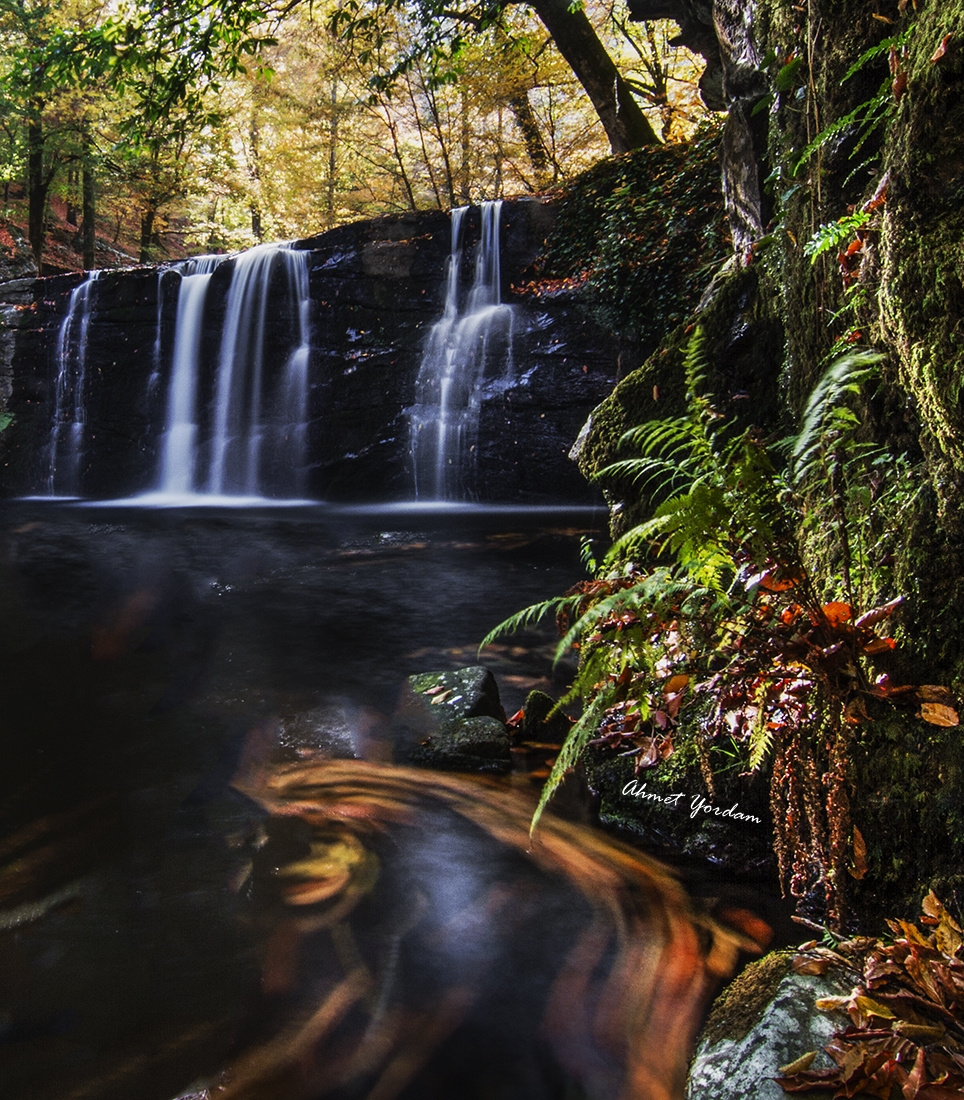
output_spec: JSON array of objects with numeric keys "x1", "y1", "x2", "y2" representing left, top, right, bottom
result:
[
  {"x1": 572, "y1": 258, "x2": 783, "y2": 533},
  {"x1": 541, "y1": 121, "x2": 729, "y2": 351},
  {"x1": 851, "y1": 706, "x2": 964, "y2": 920},
  {"x1": 699, "y1": 951, "x2": 793, "y2": 1047}
]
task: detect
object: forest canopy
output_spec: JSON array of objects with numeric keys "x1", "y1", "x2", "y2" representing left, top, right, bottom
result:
[{"x1": 0, "y1": 0, "x2": 706, "y2": 269}]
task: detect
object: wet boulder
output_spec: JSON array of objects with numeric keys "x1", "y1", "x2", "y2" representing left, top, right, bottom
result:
[
  {"x1": 686, "y1": 951, "x2": 851, "y2": 1100},
  {"x1": 394, "y1": 666, "x2": 511, "y2": 773}
]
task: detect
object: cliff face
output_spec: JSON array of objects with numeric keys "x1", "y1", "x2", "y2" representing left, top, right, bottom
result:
[
  {"x1": 583, "y1": 0, "x2": 964, "y2": 919},
  {"x1": 0, "y1": 200, "x2": 624, "y2": 503}
]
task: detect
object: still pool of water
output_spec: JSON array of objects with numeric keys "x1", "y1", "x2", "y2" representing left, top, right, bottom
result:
[{"x1": 0, "y1": 503, "x2": 766, "y2": 1100}]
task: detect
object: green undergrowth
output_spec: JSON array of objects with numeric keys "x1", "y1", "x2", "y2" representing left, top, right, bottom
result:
[
  {"x1": 484, "y1": 326, "x2": 947, "y2": 928},
  {"x1": 531, "y1": 121, "x2": 730, "y2": 349}
]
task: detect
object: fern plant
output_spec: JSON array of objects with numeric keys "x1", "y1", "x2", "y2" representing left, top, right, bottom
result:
[
  {"x1": 484, "y1": 329, "x2": 801, "y2": 826},
  {"x1": 482, "y1": 329, "x2": 927, "y2": 926}
]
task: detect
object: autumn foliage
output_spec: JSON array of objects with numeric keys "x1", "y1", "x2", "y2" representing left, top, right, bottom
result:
[{"x1": 780, "y1": 893, "x2": 964, "y2": 1098}]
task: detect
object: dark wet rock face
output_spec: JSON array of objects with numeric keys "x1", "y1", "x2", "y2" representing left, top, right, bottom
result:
[
  {"x1": 0, "y1": 200, "x2": 623, "y2": 503},
  {"x1": 395, "y1": 666, "x2": 512, "y2": 773}
]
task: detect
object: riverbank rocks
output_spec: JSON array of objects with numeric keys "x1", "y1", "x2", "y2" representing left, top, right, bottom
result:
[
  {"x1": 583, "y1": 744, "x2": 776, "y2": 881},
  {"x1": 686, "y1": 950, "x2": 851, "y2": 1100},
  {"x1": 395, "y1": 666, "x2": 511, "y2": 774}
]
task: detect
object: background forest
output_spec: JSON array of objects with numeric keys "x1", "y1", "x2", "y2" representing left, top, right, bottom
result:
[{"x1": 0, "y1": 0, "x2": 704, "y2": 271}]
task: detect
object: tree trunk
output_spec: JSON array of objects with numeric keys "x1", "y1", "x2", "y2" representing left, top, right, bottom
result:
[
  {"x1": 82, "y1": 129, "x2": 96, "y2": 270},
  {"x1": 249, "y1": 115, "x2": 264, "y2": 241},
  {"x1": 140, "y1": 208, "x2": 156, "y2": 264},
  {"x1": 326, "y1": 79, "x2": 339, "y2": 228},
  {"x1": 524, "y1": 0, "x2": 659, "y2": 153},
  {"x1": 27, "y1": 113, "x2": 47, "y2": 267},
  {"x1": 509, "y1": 92, "x2": 552, "y2": 186},
  {"x1": 66, "y1": 166, "x2": 78, "y2": 227}
]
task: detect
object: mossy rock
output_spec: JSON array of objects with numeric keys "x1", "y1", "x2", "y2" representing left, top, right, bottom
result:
[
  {"x1": 572, "y1": 258, "x2": 784, "y2": 534},
  {"x1": 686, "y1": 951, "x2": 850, "y2": 1100},
  {"x1": 583, "y1": 741, "x2": 776, "y2": 881},
  {"x1": 393, "y1": 666, "x2": 510, "y2": 773},
  {"x1": 407, "y1": 715, "x2": 511, "y2": 774},
  {"x1": 520, "y1": 689, "x2": 572, "y2": 744}
]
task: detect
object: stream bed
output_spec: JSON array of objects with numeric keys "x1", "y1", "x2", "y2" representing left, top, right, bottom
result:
[{"x1": 0, "y1": 502, "x2": 766, "y2": 1100}]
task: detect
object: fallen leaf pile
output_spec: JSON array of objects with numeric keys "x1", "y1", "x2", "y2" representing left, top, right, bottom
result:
[{"x1": 779, "y1": 892, "x2": 964, "y2": 1098}]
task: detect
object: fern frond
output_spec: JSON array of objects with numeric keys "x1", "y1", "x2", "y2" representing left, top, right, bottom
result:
[
  {"x1": 793, "y1": 93, "x2": 887, "y2": 175},
  {"x1": 791, "y1": 351, "x2": 882, "y2": 485},
  {"x1": 478, "y1": 594, "x2": 580, "y2": 653},
  {"x1": 531, "y1": 693, "x2": 611, "y2": 832},
  {"x1": 598, "y1": 455, "x2": 688, "y2": 496},
  {"x1": 553, "y1": 585, "x2": 652, "y2": 659},
  {"x1": 841, "y1": 29, "x2": 914, "y2": 83},
  {"x1": 746, "y1": 703, "x2": 774, "y2": 772}
]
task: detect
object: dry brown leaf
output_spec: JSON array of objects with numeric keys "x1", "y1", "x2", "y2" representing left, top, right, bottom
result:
[
  {"x1": 779, "y1": 1050, "x2": 818, "y2": 1076},
  {"x1": 792, "y1": 954, "x2": 832, "y2": 976},
  {"x1": 920, "y1": 703, "x2": 959, "y2": 728},
  {"x1": 663, "y1": 673, "x2": 690, "y2": 696},
  {"x1": 852, "y1": 994, "x2": 897, "y2": 1020},
  {"x1": 918, "y1": 686, "x2": 956, "y2": 704},
  {"x1": 931, "y1": 33, "x2": 953, "y2": 64},
  {"x1": 850, "y1": 826, "x2": 869, "y2": 880}
]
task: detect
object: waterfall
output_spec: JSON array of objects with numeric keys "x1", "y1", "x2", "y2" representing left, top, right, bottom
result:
[
  {"x1": 409, "y1": 201, "x2": 516, "y2": 501},
  {"x1": 140, "y1": 243, "x2": 312, "y2": 504},
  {"x1": 154, "y1": 255, "x2": 223, "y2": 497},
  {"x1": 44, "y1": 270, "x2": 101, "y2": 497}
]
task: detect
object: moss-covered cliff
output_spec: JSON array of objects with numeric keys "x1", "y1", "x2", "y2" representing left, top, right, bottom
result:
[{"x1": 566, "y1": 0, "x2": 964, "y2": 926}]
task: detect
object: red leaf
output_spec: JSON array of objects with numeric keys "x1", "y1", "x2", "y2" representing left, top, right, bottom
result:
[
  {"x1": 822, "y1": 602, "x2": 853, "y2": 627},
  {"x1": 931, "y1": 33, "x2": 953, "y2": 64}
]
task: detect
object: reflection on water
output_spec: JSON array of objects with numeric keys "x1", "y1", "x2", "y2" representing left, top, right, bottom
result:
[
  {"x1": 0, "y1": 504, "x2": 764, "y2": 1099},
  {"x1": 198, "y1": 758, "x2": 757, "y2": 1100}
]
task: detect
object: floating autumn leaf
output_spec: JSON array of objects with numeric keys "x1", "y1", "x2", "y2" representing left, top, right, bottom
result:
[
  {"x1": 920, "y1": 702, "x2": 959, "y2": 728},
  {"x1": 277, "y1": 832, "x2": 379, "y2": 910}
]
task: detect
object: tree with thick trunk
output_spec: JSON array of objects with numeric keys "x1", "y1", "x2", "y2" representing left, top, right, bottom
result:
[{"x1": 521, "y1": 0, "x2": 659, "y2": 152}]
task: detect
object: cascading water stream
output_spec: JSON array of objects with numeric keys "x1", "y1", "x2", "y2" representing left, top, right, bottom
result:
[
  {"x1": 44, "y1": 270, "x2": 101, "y2": 497},
  {"x1": 409, "y1": 201, "x2": 516, "y2": 501},
  {"x1": 137, "y1": 243, "x2": 312, "y2": 504},
  {"x1": 154, "y1": 256, "x2": 224, "y2": 497}
]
